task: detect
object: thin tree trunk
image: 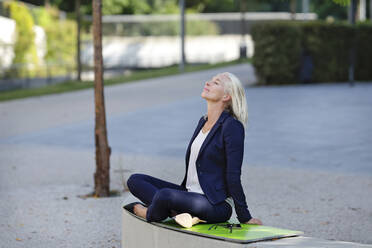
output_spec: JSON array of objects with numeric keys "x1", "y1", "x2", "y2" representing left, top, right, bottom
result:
[
  {"x1": 348, "y1": 0, "x2": 358, "y2": 87},
  {"x1": 76, "y1": 0, "x2": 82, "y2": 81},
  {"x1": 92, "y1": 0, "x2": 110, "y2": 197},
  {"x1": 239, "y1": 0, "x2": 247, "y2": 59},
  {"x1": 179, "y1": 0, "x2": 186, "y2": 72},
  {"x1": 290, "y1": 0, "x2": 297, "y2": 20}
]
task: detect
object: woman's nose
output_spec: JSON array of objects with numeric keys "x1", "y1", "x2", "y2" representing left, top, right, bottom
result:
[{"x1": 205, "y1": 81, "x2": 210, "y2": 86}]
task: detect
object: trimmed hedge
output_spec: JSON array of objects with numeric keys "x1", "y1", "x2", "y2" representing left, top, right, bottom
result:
[
  {"x1": 355, "y1": 23, "x2": 372, "y2": 81},
  {"x1": 251, "y1": 21, "x2": 372, "y2": 84},
  {"x1": 251, "y1": 22, "x2": 302, "y2": 84}
]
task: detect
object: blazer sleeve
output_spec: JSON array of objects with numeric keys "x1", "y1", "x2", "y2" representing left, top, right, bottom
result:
[{"x1": 224, "y1": 119, "x2": 252, "y2": 223}]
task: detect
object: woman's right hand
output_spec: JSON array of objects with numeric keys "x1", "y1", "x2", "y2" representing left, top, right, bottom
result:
[{"x1": 246, "y1": 218, "x2": 263, "y2": 225}]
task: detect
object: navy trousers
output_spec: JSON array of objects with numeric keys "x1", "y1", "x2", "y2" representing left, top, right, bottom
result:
[{"x1": 127, "y1": 173, "x2": 232, "y2": 223}]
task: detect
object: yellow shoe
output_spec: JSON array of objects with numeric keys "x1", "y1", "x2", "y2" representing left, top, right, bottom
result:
[
  {"x1": 174, "y1": 213, "x2": 193, "y2": 228},
  {"x1": 192, "y1": 216, "x2": 206, "y2": 225},
  {"x1": 174, "y1": 213, "x2": 206, "y2": 228}
]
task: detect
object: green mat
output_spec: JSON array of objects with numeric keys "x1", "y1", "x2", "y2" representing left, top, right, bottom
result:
[
  {"x1": 124, "y1": 204, "x2": 303, "y2": 244},
  {"x1": 154, "y1": 219, "x2": 303, "y2": 244}
]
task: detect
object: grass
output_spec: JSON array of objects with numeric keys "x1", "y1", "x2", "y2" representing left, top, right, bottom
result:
[{"x1": 0, "y1": 59, "x2": 251, "y2": 102}]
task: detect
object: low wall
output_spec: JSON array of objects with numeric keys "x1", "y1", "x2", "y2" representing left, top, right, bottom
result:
[{"x1": 82, "y1": 35, "x2": 254, "y2": 68}]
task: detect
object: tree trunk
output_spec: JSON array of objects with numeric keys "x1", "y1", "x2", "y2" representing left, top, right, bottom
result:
[
  {"x1": 92, "y1": 0, "x2": 110, "y2": 197},
  {"x1": 239, "y1": 0, "x2": 247, "y2": 59},
  {"x1": 76, "y1": 0, "x2": 82, "y2": 81},
  {"x1": 290, "y1": 0, "x2": 297, "y2": 20},
  {"x1": 179, "y1": 0, "x2": 186, "y2": 72},
  {"x1": 348, "y1": 0, "x2": 358, "y2": 87}
]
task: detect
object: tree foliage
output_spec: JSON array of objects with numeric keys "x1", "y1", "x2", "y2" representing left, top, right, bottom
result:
[
  {"x1": 32, "y1": 6, "x2": 76, "y2": 70},
  {"x1": 101, "y1": 0, "x2": 151, "y2": 15},
  {"x1": 311, "y1": 0, "x2": 348, "y2": 20},
  {"x1": 7, "y1": 1, "x2": 39, "y2": 77},
  {"x1": 332, "y1": 0, "x2": 350, "y2": 6},
  {"x1": 20, "y1": 0, "x2": 353, "y2": 15}
]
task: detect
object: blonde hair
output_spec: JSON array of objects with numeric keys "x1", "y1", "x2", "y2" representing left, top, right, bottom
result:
[{"x1": 222, "y1": 72, "x2": 248, "y2": 128}]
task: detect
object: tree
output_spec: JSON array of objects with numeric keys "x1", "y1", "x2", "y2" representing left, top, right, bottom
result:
[
  {"x1": 92, "y1": 0, "x2": 111, "y2": 197},
  {"x1": 76, "y1": 0, "x2": 82, "y2": 81},
  {"x1": 311, "y1": 0, "x2": 348, "y2": 20},
  {"x1": 290, "y1": 0, "x2": 297, "y2": 19},
  {"x1": 23, "y1": 0, "x2": 357, "y2": 13}
]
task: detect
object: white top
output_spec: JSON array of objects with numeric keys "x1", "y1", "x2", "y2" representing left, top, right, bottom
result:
[
  {"x1": 185, "y1": 128, "x2": 236, "y2": 210},
  {"x1": 186, "y1": 129, "x2": 209, "y2": 194}
]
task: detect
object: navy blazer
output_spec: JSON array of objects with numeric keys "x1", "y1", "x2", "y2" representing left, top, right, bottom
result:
[{"x1": 181, "y1": 111, "x2": 252, "y2": 223}]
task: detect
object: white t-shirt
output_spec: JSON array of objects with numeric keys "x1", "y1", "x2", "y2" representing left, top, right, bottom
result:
[
  {"x1": 185, "y1": 128, "x2": 235, "y2": 211},
  {"x1": 186, "y1": 129, "x2": 209, "y2": 194}
]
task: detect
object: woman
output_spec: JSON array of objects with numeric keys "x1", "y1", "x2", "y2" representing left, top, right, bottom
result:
[{"x1": 127, "y1": 72, "x2": 262, "y2": 227}]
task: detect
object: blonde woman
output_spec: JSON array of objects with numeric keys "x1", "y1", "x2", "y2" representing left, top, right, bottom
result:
[{"x1": 127, "y1": 72, "x2": 262, "y2": 227}]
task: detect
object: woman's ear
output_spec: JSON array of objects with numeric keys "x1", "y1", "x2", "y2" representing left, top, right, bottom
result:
[{"x1": 222, "y1": 94, "x2": 231, "y2": 103}]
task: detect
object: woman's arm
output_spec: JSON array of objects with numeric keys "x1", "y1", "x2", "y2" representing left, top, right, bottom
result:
[{"x1": 224, "y1": 119, "x2": 253, "y2": 223}]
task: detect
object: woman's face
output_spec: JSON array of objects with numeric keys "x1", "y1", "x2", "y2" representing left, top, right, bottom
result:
[{"x1": 201, "y1": 73, "x2": 230, "y2": 103}]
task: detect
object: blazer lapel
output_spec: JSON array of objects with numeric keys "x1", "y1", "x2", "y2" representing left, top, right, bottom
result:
[
  {"x1": 185, "y1": 117, "x2": 206, "y2": 166},
  {"x1": 197, "y1": 111, "x2": 230, "y2": 161}
]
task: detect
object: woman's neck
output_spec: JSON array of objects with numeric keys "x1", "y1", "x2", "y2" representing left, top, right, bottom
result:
[{"x1": 206, "y1": 101, "x2": 225, "y2": 124}]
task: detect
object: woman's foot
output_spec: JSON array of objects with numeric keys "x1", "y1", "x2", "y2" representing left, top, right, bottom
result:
[
  {"x1": 246, "y1": 218, "x2": 263, "y2": 225},
  {"x1": 133, "y1": 204, "x2": 148, "y2": 219},
  {"x1": 174, "y1": 213, "x2": 206, "y2": 228}
]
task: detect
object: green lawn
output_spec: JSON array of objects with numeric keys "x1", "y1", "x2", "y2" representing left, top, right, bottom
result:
[{"x1": 0, "y1": 59, "x2": 250, "y2": 102}]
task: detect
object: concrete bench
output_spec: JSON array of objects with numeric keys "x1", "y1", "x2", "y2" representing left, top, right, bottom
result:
[{"x1": 121, "y1": 204, "x2": 372, "y2": 248}]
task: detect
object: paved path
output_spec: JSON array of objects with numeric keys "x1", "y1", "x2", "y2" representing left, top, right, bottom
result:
[{"x1": 1, "y1": 63, "x2": 372, "y2": 247}]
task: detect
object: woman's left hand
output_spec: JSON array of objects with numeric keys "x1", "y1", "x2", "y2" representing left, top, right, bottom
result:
[{"x1": 245, "y1": 218, "x2": 263, "y2": 225}]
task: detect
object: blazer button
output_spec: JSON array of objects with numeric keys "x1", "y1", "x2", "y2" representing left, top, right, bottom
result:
[{"x1": 199, "y1": 172, "x2": 203, "y2": 175}]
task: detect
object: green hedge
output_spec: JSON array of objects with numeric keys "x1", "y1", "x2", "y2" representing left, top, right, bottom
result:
[
  {"x1": 251, "y1": 21, "x2": 372, "y2": 84},
  {"x1": 251, "y1": 22, "x2": 302, "y2": 84},
  {"x1": 355, "y1": 23, "x2": 372, "y2": 80}
]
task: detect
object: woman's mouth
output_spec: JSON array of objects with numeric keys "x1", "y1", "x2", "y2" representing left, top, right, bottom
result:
[{"x1": 203, "y1": 87, "x2": 209, "y2": 92}]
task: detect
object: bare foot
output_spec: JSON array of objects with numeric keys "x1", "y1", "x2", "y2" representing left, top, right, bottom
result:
[
  {"x1": 133, "y1": 204, "x2": 147, "y2": 219},
  {"x1": 246, "y1": 218, "x2": 263, "y2": 225}
]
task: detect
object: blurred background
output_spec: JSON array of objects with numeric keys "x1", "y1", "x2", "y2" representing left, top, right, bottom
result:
[{"x1": 1, "y1": 0, "x2": 371, "y2": 92}]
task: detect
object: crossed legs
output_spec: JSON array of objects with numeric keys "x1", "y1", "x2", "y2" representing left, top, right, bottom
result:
[{"x1": 127, "y1": 173, "x2": 232, "y2": 223}]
